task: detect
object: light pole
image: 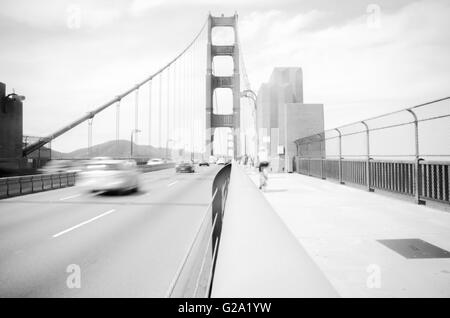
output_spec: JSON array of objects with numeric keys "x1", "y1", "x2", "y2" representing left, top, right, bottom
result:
[
  {"x1": 165, "y1": 138, "x2": 175, "y2": 161},
  {"x1": 241, "y1": 89, "x2": 257, "y2": 164},
  {"x1": 130, "y1": 129, "x2": 141, "y2": 158}
]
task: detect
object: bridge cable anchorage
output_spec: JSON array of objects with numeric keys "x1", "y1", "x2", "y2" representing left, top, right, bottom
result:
[{"x1": 22, "y1": 17, "x2": 208, "y2": 157}]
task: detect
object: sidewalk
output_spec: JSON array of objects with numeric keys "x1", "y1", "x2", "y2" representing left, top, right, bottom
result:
[{"x1": 246, "y1": 167, "x2": 450, "y2": 297}]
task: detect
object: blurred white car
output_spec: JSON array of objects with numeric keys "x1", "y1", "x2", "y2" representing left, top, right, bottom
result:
[
  {"x1": 146, "y1": 158, "x2": 164, "y2": 166},
  {"x1": 208, "y1": 156, "x2": 217, "y2": 164},
  {"x1": 216, "y1": 157, "x2": 226, "y2": 165},
  {"x1": 77, "y1": 159, "x2": 140, "y2": 193}
]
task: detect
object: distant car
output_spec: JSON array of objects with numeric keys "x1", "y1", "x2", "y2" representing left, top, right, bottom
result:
[
  {"x1": 146, "y1": 158, "x2": 164, "y2": 166},
  {"x1": 199, "y1": 160, "x2": 210, "y2": 167},
  {"x1": 77, "y1": 159, "x2": 140, "y2": 193},
  {"x1": 40, "y1": 160, "x2": 79, "y2": 174},
  {"x1": 175, "y1": 161, "x2": 195, "y2": 173},
  {"x1": 216, "y1": 158, "x2": 226, "y2": 165}
]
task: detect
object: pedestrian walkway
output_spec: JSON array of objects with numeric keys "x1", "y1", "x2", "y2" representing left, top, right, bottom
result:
[{"x1": 246, "y1": 167, "x2": 450, "y2": 297}]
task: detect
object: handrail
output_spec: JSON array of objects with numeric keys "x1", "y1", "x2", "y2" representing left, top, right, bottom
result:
[{"x1": 295, "y1": 96, "x2": 450, "y2": 145}]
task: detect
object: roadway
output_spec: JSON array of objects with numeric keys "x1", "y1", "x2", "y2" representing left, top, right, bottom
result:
[{"x1": 0, "y1": 165, "x2": 221, "y2": 297}]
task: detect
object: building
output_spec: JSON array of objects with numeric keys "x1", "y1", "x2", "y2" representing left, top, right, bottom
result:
[
  {"x1": 0, "y1": 82, "x2": 24, "y2": 175},
  {"x1": 256, "y1": 68, "x2": 324, "y2": 172}
]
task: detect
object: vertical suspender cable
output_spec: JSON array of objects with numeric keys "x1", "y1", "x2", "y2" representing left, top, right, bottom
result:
[
  {"x1": 167, "y1": 65, "x2": 171, "y2": 155},
  {"x1": 148, "y1": 80, "x2": 152, "y2": 146},
  {"x1": 116, "y1": 99, "x2": 120, "y2": 147},
  {"x1": 173, "y1": 60, "x2": 177, "y2": 152},
  {"x1": 88, "y1": 118, "x2": 93, "y2": 157},
  {"x1": 135, "y1": 87, "x2": 139, "y2": 145},
  {"x1": 159, "y1": 74, "x2": 163, "y2": 151}
]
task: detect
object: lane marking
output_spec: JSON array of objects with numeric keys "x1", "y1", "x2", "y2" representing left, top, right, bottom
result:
[
  {"x1": 168, "y1": 181, "x2": 179, "y2": 187},
  {"x1": 59, "y1": 194, "x2": 81, "y2": 201},
  {"x1": 52, "y1": 209, "x2": 116, "y2": 238}
]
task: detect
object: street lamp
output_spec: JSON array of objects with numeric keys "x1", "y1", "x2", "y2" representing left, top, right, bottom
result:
[
  {"x1": 165, "y1": 138, "x2": 175, "y2": 161},
  {"x1": 130, "y1": 129, "x2": 141, "y2": 158},
  {"x1": 241, "y1": 89, "x2": 258, "y2": 163}
]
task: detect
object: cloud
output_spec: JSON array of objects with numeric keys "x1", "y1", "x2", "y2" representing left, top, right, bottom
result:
[
  {"x1": 129, "y1": 0, "x2": 164, "y2": 16},
  {"x1": 0, "y1": 0, "x2": 123, "y2": 29},
  {"x1": 239, "y1": 0, "x2": 450, "y2": 127}
]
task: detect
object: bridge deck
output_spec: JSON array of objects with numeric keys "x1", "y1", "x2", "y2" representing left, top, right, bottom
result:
[{"x1": 246, "y1": 167, "x2": 450, "y2": 297}]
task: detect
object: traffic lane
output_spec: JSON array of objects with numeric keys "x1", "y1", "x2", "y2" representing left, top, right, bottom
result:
[
  {"x1": 0, "y1": 168, "x2": 183, "y2": 235},
  {"x1": 0, "y1": 166, "x2": 220, "y2": 246},
  {"x1": 0, "y1": 165, "x2": 221, "y2": 297}
]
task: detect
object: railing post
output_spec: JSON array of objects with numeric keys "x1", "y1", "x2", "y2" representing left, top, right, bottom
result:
[
  {"x1": 406, "y1": 109, "x2": 425, "y2": 205},
  {"x1": 335, "y1": 128, "x2": 343, "y2": 184},
  {"x1": 318, "y1": 133, "x2": 326, "y2": 179},
  {"x1": 361, "y1": 121, "x2": 373, "y2": 192}
]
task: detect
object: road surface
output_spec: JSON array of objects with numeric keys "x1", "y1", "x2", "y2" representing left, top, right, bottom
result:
[{"x1": 0, "y1": 165, "x2": 221, "y2": 297}]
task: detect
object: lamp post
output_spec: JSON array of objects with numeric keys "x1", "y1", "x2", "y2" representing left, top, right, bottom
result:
[
  {"x1": 165, "y1": 138, "x2": 175, "y2": 161},
  {"x1": 130, "y1": 129, "x2": 141, "y2": 158},
  {"x1": 241, "y1": 89, "x2": 257, "y2": 163}
]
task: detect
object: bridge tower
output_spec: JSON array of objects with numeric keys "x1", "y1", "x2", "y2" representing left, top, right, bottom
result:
[{"x1": 205, "y1": 13, "x2": 241, "y2": 159}]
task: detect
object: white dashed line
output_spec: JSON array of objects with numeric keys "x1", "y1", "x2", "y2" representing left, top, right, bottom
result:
[
  {"x1": 59, "y1": 194, "x2": 81, "y2": 201},
  {"x1": 168, "y1": 181, "x2": 179, "y2": 187},
  {"x1": 52, "y1": 209, "x2": 116, "y2": 238}
]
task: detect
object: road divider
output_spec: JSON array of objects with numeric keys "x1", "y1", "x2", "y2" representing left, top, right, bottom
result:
[
  {"x1": 211, "y1": 165, "x2": 338, "y2": 297},
  {"x1": 166, "y1": 163, "x2": 231, "y2": 298},
  {"x1": 0, "y1": 172, "x2": 76, "y2": 199}
]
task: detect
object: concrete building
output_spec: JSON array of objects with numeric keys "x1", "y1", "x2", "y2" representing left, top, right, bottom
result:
[
  {"x1": 256, "y1": 68, "x2": 324, "y2": 172},
  {"x1": 0, "y1": 82, "x2": 24, "y2": 174}
]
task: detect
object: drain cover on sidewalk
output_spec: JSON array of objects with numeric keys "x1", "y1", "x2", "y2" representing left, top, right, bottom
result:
[{"x1": 378, "y1": 239, "x2": 450, "y2": 259}]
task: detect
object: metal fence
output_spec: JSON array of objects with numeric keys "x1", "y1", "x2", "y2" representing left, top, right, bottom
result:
[
  {"x1": 293, "y1": 97, "x2": 450, "y2": 206},
  {"x1": 294, "y1": 158, "x2": 449, "y2": 205},
  {"x1": 165, "y1": 163, "x2": 231, "y2": 298},
  {"x1": 0, "y1": 172, "x2": 77, "y2": 199}
]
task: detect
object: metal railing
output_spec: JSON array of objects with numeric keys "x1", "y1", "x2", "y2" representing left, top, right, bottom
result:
[
  {"x1": 0, "y1": 172, "x2": 77, "y2": 199},
  {"x1": 293, "y1": 97, "x2": 449, "y2": 205},
  {"x1": 165, "y1": 163, "x2": 231, "y2": 298},
  {"x1": 294, "y1": 157, "x2": 449, "y2": 205}
]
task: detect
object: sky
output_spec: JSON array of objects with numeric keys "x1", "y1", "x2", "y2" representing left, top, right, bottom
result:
[{"x1": 0, "y1": 0, "x2": 449, "y2": 153}]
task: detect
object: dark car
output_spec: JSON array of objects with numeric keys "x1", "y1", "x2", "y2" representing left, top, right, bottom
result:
[
  {"x1": 175, "y1": 161, "x2": 195, "y2": 173},
  {"x1": 199, "y1": 160, "x2": 210, "y2": 167}
]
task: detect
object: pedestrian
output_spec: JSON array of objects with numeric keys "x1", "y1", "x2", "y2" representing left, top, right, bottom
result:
[{"x1": 258, "y1": 161, "x2": 269, "y2": 191}]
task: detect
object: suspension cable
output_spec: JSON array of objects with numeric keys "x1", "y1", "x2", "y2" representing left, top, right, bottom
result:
[{"x1": 23, "y1": 18, "x2": 208, "y2": 157}]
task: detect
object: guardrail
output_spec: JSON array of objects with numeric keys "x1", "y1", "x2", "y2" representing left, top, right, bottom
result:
[
  {"x1": 294, "y1": 157, "x2": 449, "y2": 205},
  {"x1": 165, "y1": 163, "x2": 231, "y2": 298},
  {"x1": 0, "y1": 172, "x2": 77, "y2": 199}
]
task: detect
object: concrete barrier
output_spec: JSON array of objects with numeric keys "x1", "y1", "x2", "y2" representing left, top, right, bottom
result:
[
  {"x1": 0, "y1": 172, "x2": 76, "y2": 199},
  {"x1": 211, "y1": 165, "x2": 338, "y2": 297}
]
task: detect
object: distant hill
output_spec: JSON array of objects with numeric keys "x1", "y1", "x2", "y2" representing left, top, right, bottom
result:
[{"x1": 51, "y1": 139, "x2": 194, "y2": 160}]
